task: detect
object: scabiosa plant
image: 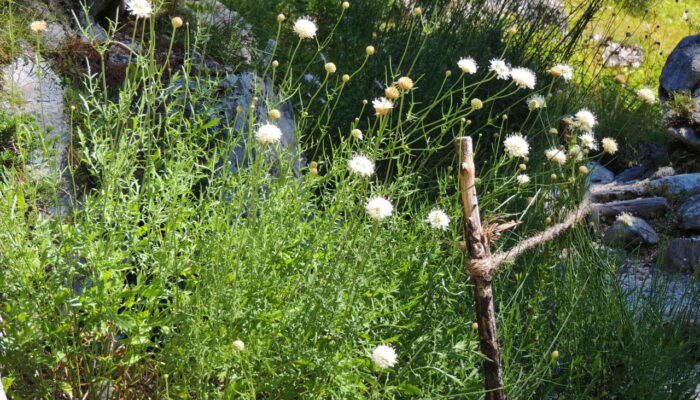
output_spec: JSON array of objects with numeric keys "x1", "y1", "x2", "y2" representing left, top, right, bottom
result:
[
  {"x1": 372, "y1": 97, "x2": 393, "y2": 116},
  {"x1": 256, "y1": 124, "x2": 283, "y2": 144},
  {"x1": 427, "y1": 209, "x2": 450, "y2": 230},
  {"x1": 293, "y1": 17, "x2": 317, "y2": 39},
  {"x1": 365, "y1": 196, "x2": 393, "y2": 221},
  {"x1": 348, "y1": 155, "x2": 375, "y2": 177},
  {"x1": 457, "y1": 57, "x2": 478, "y2": 74},
  {"x1": 510, "y1": 67, "x2": 536, "y2": 89},
  {"x1": 371, "y1": 345, "x2": 398, "y2": 369},
  {"x1": 489, "y1": 58, "x2": 510, "y2": 79},
  {"x1": 602, "y1": 137, "x2": 618, "y2": 154},
  {"x1": 503, "y1": 133, "x2": 530, "y2": 158},
  {"x1": 125, "y1": 0, "x2": 154, "y2": 18}
]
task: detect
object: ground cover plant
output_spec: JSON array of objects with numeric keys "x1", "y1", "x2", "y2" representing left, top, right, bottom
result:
[{"x1": 0, "y1": 0, "x2": 698, "y2": 398}]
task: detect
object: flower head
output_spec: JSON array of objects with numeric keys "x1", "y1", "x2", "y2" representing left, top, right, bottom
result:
[
  {"x1": 233, "y1": 340, "x2": 245, "y2": 352},
  {"x1": 293, "y1": 17, "x2": 317, "y2": 39},
  {"x1": 517, "y1": 174, "x2": 530, "y2": 185},
  {"x1": 545, "y1": 147, "x2": 567, "y2": 164},
  {"x1": 602, "y1": 137, "x2": 618, "y2": 154},
  {"x1": 324, "y1": 62, "x2": 337, "y2": 74},
  {"x1": 366, "y1": 45, "x2": 375, "y2": 55},
  {"x1": 457, "y1": 57, "x2": 478, "y2": 74},
  {"x1": 503, "y1": 133, "x2": 530, "y2": 158},
  {"x1": 549, "y1": 64, "x2": 574, "y2": 81},
  {"x1": 351, "y1": 128, "x2": 363, "y2": 140},
  {"x1": 372, "y1": 97, "x2": 393, "y2": 116},
  {"x1": 569, "y1": 144, "x2": 584, "y2": 161},
  {"x1": 510, "y1": 67, "x2": 536, "y2": 89},
  {"x1": 574, "y1": 109, "x2": 597, "y2": 132},
  {"x1": 527, "y1": 94, "x2": 546, "y2": 111},
  {"x1": 471, "y1": 98, "x2": 483, "y2": 110},
  {"x1": 171, "y1": 17, "x2": 183, "y2": 29},
  {"x1": 489, "y1": 58, "x2": 510, "y2": 80},
  {"x1": 372, "y1": 344, "x2": 398, "y2": 369},
  {"x1": 617, "y1": 212, "x2": 635, "y2": 226},
  {"x1": 269, "y1": 109, "x2": 281, "y2": 120},
  {"x1": 365, "y1": 196, "x2": 393, "y2": 221},
  {"x1": 427, "y1": 209, "x2": 450, "y2": 230},
  {"x1": 385, "y1": 86, "x2": 400, "y2": 100},
  {"x1": 397, "y1": 76, "x2": 413, "y2": 91},
  {"x1": 636, "y1": 87, "x2": 656, "y2": 104},
  {"x1": 256, "y1": 124, "x2": 283, "y2": 145},
  {"x1": 125, "y1": 0, "x2": 154, "y2": 18},
  {"x1": 30, "y1": 20, "x2": 47, "y2": 34},
  {"x1": 348, "y1": 155, "x2": 375, "y2": 177},
  {"x1": 579, "y1": 132, "x2": 598, "y2": 150}
]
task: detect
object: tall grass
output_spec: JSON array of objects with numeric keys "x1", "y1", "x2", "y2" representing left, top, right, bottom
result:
[{"x1": 0, "y1": 1, "x2": 697, "y2": 398}]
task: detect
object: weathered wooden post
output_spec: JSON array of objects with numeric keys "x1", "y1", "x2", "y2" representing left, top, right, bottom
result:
[{"x1": 455, "y1": 136, "x2": 507, "y2": 400}]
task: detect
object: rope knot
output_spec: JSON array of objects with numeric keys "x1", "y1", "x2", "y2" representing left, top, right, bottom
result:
[{"x1": 467, "y1": 258, "x2": 497, "y2": 278}]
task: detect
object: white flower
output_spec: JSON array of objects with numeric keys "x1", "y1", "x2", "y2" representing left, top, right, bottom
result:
[
  {"x1": 372, "y1": 344, "x2": 398, "y2": 369},
  {"x1": 545, "y1": 147, "x2": 567, "y2": 164},
  {"x1": 348, "y1": 155, "x2": 375, "y2": 177},
  {"x1": 365, "y1": 196, "x2": 393, "y2": 221},
  {"x1": 256, "y1": 124, "x2": 283, "y2": 144},
  {"x1": 233, "y1": 340, "x2": 245, "y2": 352},
  {"x1": 569, "y1": 144, "x2": 584, "y2": 161},
  {"x1": 30, "y1": 20, "x2": 47, "y2": 34},
  {"x1": 427, "y1": 209, "x2": 450, "y2": 230},
  {"x1": 503, "y1": 133, "x2": 530, "y2": 158},
  {"x1": 637, "y1": 87, "x2": 656, "y2": 104},
  {"x1": 372, "y1": 97, "x2": 393, "y2": 116},
  {"x1": 549, "y1": 64, "x2": 574, "y2": 81},
  {"x1": 489, "y1": 58, "x2": 510, "y2": 80},
  {"x1": 293, "y1": 17, "x2": 317, "y2": 39},
  {"x1": 602, "y1": 137, "x2": 618, "y2": 154},
  {"x1": 516, "y1": 174, "x2": 530, "y2": 185},
  {"x1": 527, "y1": 94, "x2": 546, "y2": 110},
  {"x1": 457, "y1": 57, "x2": 478, "y2": 74},
  {"x1": 579, "y1": 133, "x2": 598, "y2": 150},
  {"x1": 125, "y1": 0, "x2": 154, "y2": 18},
  {"x1": 510, "y1": 67, "x2": 536, "y2": 89},
  {"x1": 574, "y1": 109, "x2": 597, "y2": 132},
  {"x1": 617, "y1": 212, "x2": 635, "y2": 226}
]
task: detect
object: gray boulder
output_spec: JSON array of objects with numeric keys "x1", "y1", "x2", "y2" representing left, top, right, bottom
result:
[
  {"x1": 604, "y1": 216, "x2": 660, "y2": 247},
  {"x1": 649, "y1": 173, "x2": 700, "y2": 197},
  {"x1": 659, "y1": 34, "x2": 700, "y2": 105},
  {"x1": 667, "y1": 126, "x2": 700, "y2": 153},
  {"x1": 661, "y1": 237, "x2": 700, "y2": 274},
  {"x1": 679, "y1": 194, "x2": 700, "y2": 231},
  {"x1": 587, "y1": 161, "x2": 615, "y2": 185}
]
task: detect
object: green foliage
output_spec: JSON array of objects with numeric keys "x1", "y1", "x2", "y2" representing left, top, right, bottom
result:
[
  {"x1": 665, "y1": 90, "x2": 698, "y2": 128},
  {"x1": 0, "y1": 1, "x2": 697, "y2": 399}
]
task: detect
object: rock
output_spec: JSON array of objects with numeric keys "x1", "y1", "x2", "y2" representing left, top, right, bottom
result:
[
  {"x1": 614, "y1": 163, "x2": 652, "y2": 183},
  {"x1": 649, "y1": 173, "x2": 700, "y2": 196},
  {"x1": 604, "y1": 216, "x2": 659, "y2": 247},
  {"x1": 175, "y1": 72, "x2": 305, "y2": 177},
  {"x1": 679, "y1": 194, "x2": 700, "y2": 231},
  {"x1": 602, "y1": 41, "x2": 644, "y2": 68},
  {"x1": 667, "y1": 126, "x2": 700, "y2": 153},
  {"x1": 592, "y1": 197, "x2": 669, "y2": 220},
  {"x1": 638, "y1": 141, "x2": 670, "y2": 165},
  {"x1": 659, "y1": 34, "x2": 700, "y2": 105},
  {"x1": 587, "y1": 161, "x2": 615, "y2": 184},
  {"x1": 1, "y1": 56, "x2": 72, "y2": 212},
  {"x1": 661, "y1": 237, "x2": 700, "y2": 274}
]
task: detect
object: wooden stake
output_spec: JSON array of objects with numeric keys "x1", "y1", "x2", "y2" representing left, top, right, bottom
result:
[{"x1": 456, "y1": 137, "x2": 507, "y2": 400}]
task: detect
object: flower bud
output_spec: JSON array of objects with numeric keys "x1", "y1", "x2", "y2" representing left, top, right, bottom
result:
[
  {"x1": 414, "y1": 7, "x2": 422, "y2": 16},
  {"x1": 471, "y1": 98, "x2": 483, "y2": 110},
  {"x1": 324, "y1": 62, "x2": 337, "y2": 74},
  {"x1": 397, "y1": 76, "x2": 413, "y2": 91},
  {"x1": 385, "y1": 86, "x2": 400, "y2": 100},
  {"x1": 351, "y1": 129, "x2": 363, "y2": 140},
  {"x1": 579, "y1": 165, "x2": 588, "y2": 175},
  {"x1": 277, "y1": 13, "x2": 286, "y2": 22},
  {"x1": 269, "y1": 109, "x2": 281, "y2": 120},
  {"x1": 472, "y1": 322, "x2": 478, "y2": 330},
  {"x1": 272, "y1": 60, "x2": 279, "y2": 68},
  {"x1": 171, "y1": 17, "x2": 183, "y2": 29},
  {"x1": 342, "y1": 74, "x2": 350, "y2": 82},
  {"x1": 342, "y1": 1, "x2": 350, "y2": 9},
  {"x1": 366, "y1": 45, "x2": 375, "y2": 56}
]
